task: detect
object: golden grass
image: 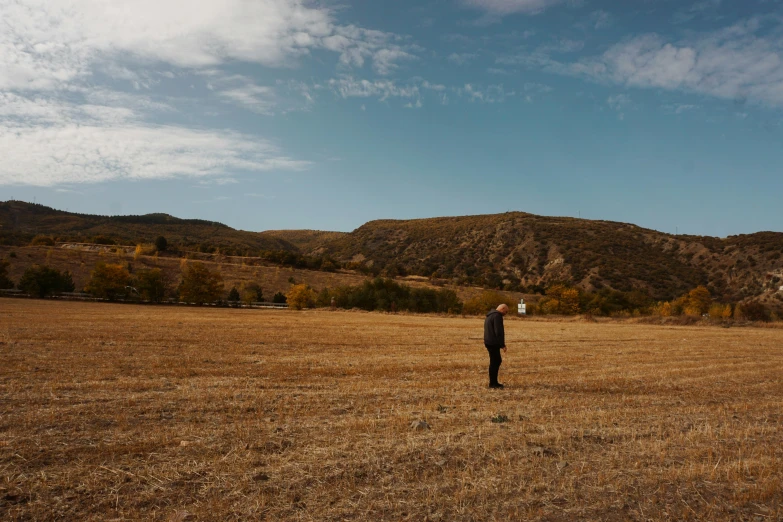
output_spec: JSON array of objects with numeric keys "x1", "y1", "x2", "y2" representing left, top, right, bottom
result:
[{"x1": 1, "y1": 299, "x2": 781, "y2": 521}]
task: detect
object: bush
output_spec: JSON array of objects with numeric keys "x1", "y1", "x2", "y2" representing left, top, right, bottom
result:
[
  {"x1": 155, "y1": 236, "x2": 168, "y2": 252},
  {"x1": 93, "y1": 235, "x2": 116, "y2": 245},
  {"x1": 0, "y1": 260, "x2": 14, "y2": 289},
  {"x1": 18, "y1": 265, "x2": 75, "y2": 297},
  {"x1": 178, "y1": 262, "x2": 224, "y2": 305},
  {"x1": 708, "y1": 303, "x2": 730, "y2": 320},
  {"x1": 286, "y1": 284, "x2": 316, "y2": 310},
  {"x1": 30, "y1": 235, "x2": 55, "y2": 246},
  {"x1": 323, "y1": 278, "x2": 463, "y2": 313},
  {"x1": 241, "y1": 283, "x2": 263, "y2": 305},
  {"x1": 272, "y1": 291, "x2": 287, "y2": 304},
  {"x1": 463, "y1": 290, "x2": 512, "y2": 315},
  {"x1": 736, "y1": 301, "x2": 770, "y2": 322},
  {"x1": 135, "y1": 268, "x2": 169, "y2": 303},
  {"x1": 85, "y1": 263, "x2": 132, "y2": 300},
  {"x1": 228, "y1": 287, "x2": 241, "y2": 302}
]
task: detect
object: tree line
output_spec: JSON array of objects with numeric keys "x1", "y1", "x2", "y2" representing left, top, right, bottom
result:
[{"x1": 1, "y1": 257, "x2": 778, "y2": 320}]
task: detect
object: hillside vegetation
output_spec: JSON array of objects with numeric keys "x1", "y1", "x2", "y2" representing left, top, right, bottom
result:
[
  {"x1": 319, "y1": 213, "x2": 783, "y2": 303},
  {"x1": 2, "y1": 202, "x2": 781, "y2": 306},
  {"x1": 0, "y1": 201, "x2": 296, "y2": 254},
  {"x1": 259, "y1": 229, "x2": 348, "y2": 253}
]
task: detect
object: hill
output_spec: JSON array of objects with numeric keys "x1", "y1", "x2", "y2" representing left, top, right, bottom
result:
[
  {"x1": 259, "y1": 229, "x2": 348, "y2": 253},
  {"x1": 2, "y1": 201, "x2": 781, "y2": 305},
  {"x1": 318, "y1": 212, "x2": 783, "y2": 302},
  {"x1": 0, "y1": 201, "x2": 296, "y2": 255}
]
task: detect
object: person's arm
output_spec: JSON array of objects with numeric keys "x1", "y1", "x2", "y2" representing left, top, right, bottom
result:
[{"x1": 493, "y1": 314, "x2": 505, "y2": 347}]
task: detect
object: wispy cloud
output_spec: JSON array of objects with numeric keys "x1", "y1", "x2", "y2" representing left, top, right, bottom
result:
[
  {"x1": 448, "y1": 52, "x2": 479, "y2": 65},
  {"x1": 0, "y1": 0, "x2": 418, "y2": 91},
  {"x1": 672, "y1": 0, "x2": 722, "y2": 25},
  {"x1": 328, "y1": 77, "x2": 421, "y2": 102},
  {"x1": 218, "y1": 84, "x2": 277, "y2": 115},
  {"x1": 462, "y1": 0, "x2": 566, "y2": 16},
  {"x1": 607, "y1": 94, "x2": 632, "y2": 120},
  {"x1": 662, "y1": 103, "x2": 701, "y2": 114},
  {"x1": 0, "y1": 93, "x2": 310, "y2": 187},
  {"x1": 454, "y1": 83, "x2": 516, "y2": 103},
  {"x1": 511, "y1": 18, "x2": 783, "y2": 108}
]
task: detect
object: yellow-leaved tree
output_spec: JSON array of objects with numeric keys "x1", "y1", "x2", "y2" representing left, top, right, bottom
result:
[
  {"x1": 178, "y1": 262, "x2": 224, "y2": 305},
  {"x1": 687, "y1": 286, "x2": 712, "y2": 315},
  {"x1": 85, "y1": 263, "x2": 132, "y2": 300},
  {"x1": 286, "y1": 284, "x2": 316, "y2": 310}
]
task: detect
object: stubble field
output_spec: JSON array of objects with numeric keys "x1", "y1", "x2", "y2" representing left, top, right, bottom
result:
[{"x1": 1, "y1": 299, "x2": 781, "y2": 521}]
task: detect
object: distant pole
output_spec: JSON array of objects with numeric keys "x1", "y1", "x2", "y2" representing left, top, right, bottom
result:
[
  {"x1": 578, "y1": 210, "x2": 581, "y2": 219},
  {"x1": 676, "y1": 226, "x2": 679, "y2": 235}
]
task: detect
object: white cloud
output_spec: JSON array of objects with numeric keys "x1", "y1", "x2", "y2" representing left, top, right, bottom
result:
[
  {"x1": 328, "y1": 77, "x2": 421, "y2": 101},
  {"x1": 0, "y1": 0, "x2": 415, "y2": 92},
  {"x1": 372, "y1": 48, "x2": 417, "y2": 75},
  {"x1": 448, "y1": 52, "x2": 478, "y2": 65},
  {"x1": 0, "y1": 92, "x2": 310, "y2": 186},
  {"x1": 589, "y1": 10, "x2": 613, "y2": 30},
  {"x1": 663, "y1": 103, "x2": 700, "y2": 114},
  {"x1": 462, "y1": 0, "x2": 565, "y2": 15},
  {"x1": 218, "y1": 84, "x2": 277, "y2": 115},
  {"x1": 513, "y1": 18, "x2": 783, "y2": 108},
  {"x1": 0, "y1": 122, "x2": 310, "y2": 186},
  {"x1": 455, "y1": 83, "x2": 515, "y2": 103},
  {"x1": 673, "y1": 0, "x2": 722, "y2": 25}
]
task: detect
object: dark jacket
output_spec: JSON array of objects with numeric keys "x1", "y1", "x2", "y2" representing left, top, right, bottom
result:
[{"x1": 484, "y1": 310, "x2": 505, "y2": 348}]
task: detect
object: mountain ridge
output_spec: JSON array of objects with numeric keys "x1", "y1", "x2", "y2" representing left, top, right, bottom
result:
[{"x1": 2, "y1": 201, "x2": 782, "y2": 306}]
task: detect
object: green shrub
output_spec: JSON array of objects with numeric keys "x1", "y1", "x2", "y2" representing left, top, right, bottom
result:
[
  {"x1": 18, "y1": 265, "x2": 75, "y2": 297},
  {"x1": 135, "y1": 268, "x2": 169, "y2": 303},
  {"x1": 154, "y1": 236, "x2": 168, "y2": 252}
]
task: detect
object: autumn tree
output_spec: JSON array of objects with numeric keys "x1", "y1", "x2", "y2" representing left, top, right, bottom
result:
[
  {"x1": 86, "y1": 263, "x2": 132, "y2": 300},
  {"x1": 687, "y1": 286, "x2": 712, "y2": 315},
  {"x1": 0, "y1": 260, "x2": 14, "y2": 289},
  {"x1": 539, "y1": 284, "x2": 581, "y2": 315},
  {"x1": 135, "y1": 268, "x2": 169, "y2": 303},
  {"x1": 178, "y1": 262, "x2": 224, "y2": 305},
  {"x1": 241, "y1": 282, "x2": 263, "y2": 305},
  {"x1": 155, "y1": 236, "x2": 168, "y2": 252},
  {"x1": 18, "y1": 265, "x2": 75, "y2": 298},
  {"x1": 463, "y1": 290, "x2": 512, "y2": 315},
  {"x1": 286, "y1": 284, "x2": 316, "y2": 310}
]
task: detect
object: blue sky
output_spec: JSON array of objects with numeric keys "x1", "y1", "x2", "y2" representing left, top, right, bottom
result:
[{"x1": 1, "y1": 0, "x2": 782, "y2": 236}]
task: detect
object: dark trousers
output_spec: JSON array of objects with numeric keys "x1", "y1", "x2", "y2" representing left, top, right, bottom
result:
[{"x1": 485, "y1": 345, "x2": 503, "y2": 385}]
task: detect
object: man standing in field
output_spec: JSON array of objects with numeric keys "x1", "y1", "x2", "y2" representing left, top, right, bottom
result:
[{"x1": 484, "y1": 304, "x2": 508, "y2": 389}]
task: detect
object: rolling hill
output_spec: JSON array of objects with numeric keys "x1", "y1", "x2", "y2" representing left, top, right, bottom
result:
[
  {"x1": 258, "y1": 229, "x2": 348, "y2": 253},
  {"x1": 2, "y1": 201, "x2": 782, "y2": 304},
  {"x1": 316, "y1": 213, "x2": 783, "y2": 303},
  {"x1": 0, "y1": 201, "x2": 296, "y2": 254}
]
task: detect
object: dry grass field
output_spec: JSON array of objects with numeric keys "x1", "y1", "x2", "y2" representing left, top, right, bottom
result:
[{"x1": 1, "y1": 299, "x2": 781, "y2": 521}]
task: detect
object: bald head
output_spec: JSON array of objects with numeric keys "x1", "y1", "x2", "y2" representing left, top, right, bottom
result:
[{"x1": 497, "y1": 304, "x2": 509, "y2": 315}]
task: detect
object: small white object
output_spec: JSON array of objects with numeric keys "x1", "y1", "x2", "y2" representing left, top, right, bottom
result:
[{"x1": 518, "y1": 298, "x2": 526, "y2": 315}]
